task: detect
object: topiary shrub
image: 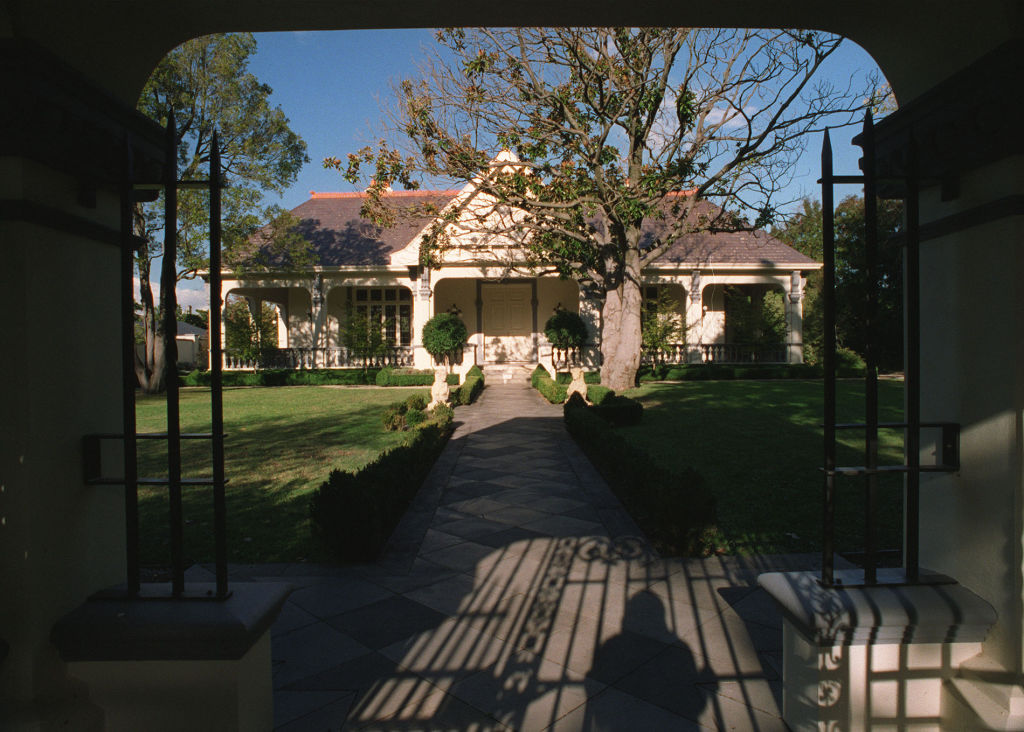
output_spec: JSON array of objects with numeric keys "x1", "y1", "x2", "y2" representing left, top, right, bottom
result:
[
  {"x1": 422, "y1": 313, "x2": 468, "y2": 369},
  {"x1": 544, "y1": 308, "x2": 587, "y2": 365},
  {"x1": 376, "y1": 367, "x2": 436, "y2": 386}
]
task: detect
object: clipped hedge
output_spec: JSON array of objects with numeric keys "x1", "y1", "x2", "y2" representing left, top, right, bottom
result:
[
  {"x1": 637, "y1": 361, "x2": 867, "y2": 382},
  {"x1": 452, "y1": 365, "x2": 484, "y2": 405},
  {"x1": 563, "y1": 393, "x2": 715, "y2": 555},
  {"x1": 531, "y1": 365, "x2": 568, "y2": 404},
  {"x1": 180, "y1": 368, "x2": 381, "y2": 387},
  {"x1": 376, "y1": 367, "x2": 436, "y2": 387},
  {"x1": 309, "y1": 408, "x2": 454, "y2": 562},
  {"x1": 593, "y1": 394, "x2": 644, "y2": 426}
]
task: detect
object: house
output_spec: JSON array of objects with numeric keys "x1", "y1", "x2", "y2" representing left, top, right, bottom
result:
[
  {"x1": 174, "y1": 321, "x2": 208, "y2": 369},
  {"x1": 219, "y1": 155, "x2": 821, "y2": 376}
]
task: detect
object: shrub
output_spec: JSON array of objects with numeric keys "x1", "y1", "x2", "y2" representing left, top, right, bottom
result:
[
  {"x1": 405, "y1": 408, "x2": 426, "y2": 428},
  {"x1": 309, "y1": 413, "x2": 454, "y2": 562},
  {"x1": 382, "y1": 393, "x2": 431, "y2": 431},
  {"x1": 422, "y1": 313, "x2": 468, "y2": 367},
  {"x1": 563, "y1": 395, "x2": 715, "y2": 555},
  {"x1": 405, "y1": 393, "x2": 428, "y2": 410},
  {"x1": 836, "y1": 347, "x2": 867, "y2": 376},
  {"x1": 531, "y1": 365, "x2": 568, "y2": 404},
  {"x1": 430, "y1": 402, "x2": 454, "y2": 423},
  {"x1": 446, "y1": 373, "x2": 460, "y2": 386},
  {"x1": 452, "y1": 365, "x2": 484, "y2": 405}
]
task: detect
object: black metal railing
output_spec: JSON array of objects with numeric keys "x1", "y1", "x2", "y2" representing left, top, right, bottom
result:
[
  {"x1": 223, "y1": 346, "x2": 414, "y2": 370},
  {"x1": 86, "y1": 112, "x2": 229, "y2": 600},
  {"x1": 819, "y1": 112, "x2": 959, "y2": 589}
]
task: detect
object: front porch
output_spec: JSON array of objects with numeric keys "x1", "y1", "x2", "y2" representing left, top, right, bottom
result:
[{"x1": 219, "y1": 272, "x2": 808, "y2": 375}]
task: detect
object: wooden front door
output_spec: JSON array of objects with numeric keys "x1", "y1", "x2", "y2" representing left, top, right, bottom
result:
[{"x1": 482, "y1": 283, "x2": 534, "y2": 362}]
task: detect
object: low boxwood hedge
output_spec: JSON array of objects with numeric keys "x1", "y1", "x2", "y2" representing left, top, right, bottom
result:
[
  {"x1": 531, "y1": 365, "x2": 568, "y2": 404},
  {"x1": 452, "y1": 365, "x2": 484, "y2": 405},
  {"x1": 309, "y1": 407, "x2": 454, "y2": 562},
  {"x1": 180, "y1": 368, "x2": 381, "y2": 387},
  {"x1": 376, "y1": 367, "x2": 436, "y2": 387},
  {"x1": 638, "y1": 361, "x2": 866, "y2": 382},
  {"x1": 563, "y1": 393, "x2": 715, "y2": 555}
]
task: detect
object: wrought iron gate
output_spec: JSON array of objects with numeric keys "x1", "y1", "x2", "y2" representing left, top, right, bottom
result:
[
  {"x1": 85, "y1": 110, "x2": 229, "y2": 600},
  {"x1": 819, "y1": 111, "x2": 960, "y2": 588}
]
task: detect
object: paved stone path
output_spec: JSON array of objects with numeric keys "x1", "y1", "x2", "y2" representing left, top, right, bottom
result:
[{"x1": 202, "y1": 379, "x2": 819, "y2": 730}]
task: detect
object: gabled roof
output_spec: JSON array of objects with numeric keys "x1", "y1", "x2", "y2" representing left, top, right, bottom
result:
[
  {"x1": 258, "y1": 184, "x2": 817, "y2": 271},
  {"x1": 287, "y1": 190, "x2": 459, "y2": 267}
]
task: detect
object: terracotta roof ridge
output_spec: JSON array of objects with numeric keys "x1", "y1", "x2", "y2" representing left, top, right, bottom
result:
[{"x1": 309, "y1": 189, "x2": 461, "y2": 200}]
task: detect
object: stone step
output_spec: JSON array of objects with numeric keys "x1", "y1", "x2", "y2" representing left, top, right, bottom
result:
[{"x1": 481, "y1": 363, "x2": 535, "y2": 384}]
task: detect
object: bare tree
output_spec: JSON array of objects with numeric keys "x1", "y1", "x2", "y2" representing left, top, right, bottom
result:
[{"x1": 333, "y1": 27, "x2": 879, "y2": 391}]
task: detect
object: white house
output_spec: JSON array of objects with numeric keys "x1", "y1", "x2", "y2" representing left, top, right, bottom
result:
[{"x1": 220, "y1": 155, "x2": 820, "y2": 377}]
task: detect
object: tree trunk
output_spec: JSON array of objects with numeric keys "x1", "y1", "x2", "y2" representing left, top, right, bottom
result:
[
  {"x1": 599, "y1": 250, "x2": 644, "y2": 392},
  {"x1": 134, "y1": 246, "x2": 166, "y2": 393}
]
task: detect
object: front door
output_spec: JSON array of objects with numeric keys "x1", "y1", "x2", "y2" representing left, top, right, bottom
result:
[{"x1": 482, "y1": 283, "x2": 534, "y2": 362}]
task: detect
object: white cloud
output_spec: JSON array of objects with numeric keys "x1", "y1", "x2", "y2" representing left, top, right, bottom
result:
[{"x1": 133, "y1": 277, "x2": 211, "y2": 313}]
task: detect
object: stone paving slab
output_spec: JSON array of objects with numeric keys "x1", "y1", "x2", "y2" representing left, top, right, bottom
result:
[{"x1": 215, "y1": 379, "x2": 836, "y2": 730}]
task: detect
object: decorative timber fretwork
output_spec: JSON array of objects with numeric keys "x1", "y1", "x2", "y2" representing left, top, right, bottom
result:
[
  {"x1": 0, "y1": 38, "x2": 164, "y2": 198},
  {"x1": 870, "y1": 39, "x2": 1023, "y2": 197}
]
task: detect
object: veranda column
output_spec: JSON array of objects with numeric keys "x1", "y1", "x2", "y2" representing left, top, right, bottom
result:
[
  {"x1": 309, "y1": 274, "x2": 325, "y2": 368},
  {"x1": 786, "y1": 270, "x2": 805, "y2": 364},
  {"x1": 411, "y1": 267, "x2": 434, "y2": 368},
  {"x1": 276, "y1": 304, "x2": 288, "y2": 348},
  {"x1": 685, "y1": 270, "x2": 704, "y2": 363},
  {"x1": 217, "y1": 280, "x2": 231, "y2": 369}
]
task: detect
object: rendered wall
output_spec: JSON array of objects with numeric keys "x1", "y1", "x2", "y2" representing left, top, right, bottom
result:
[
  {"x1": 0, "y1": 159, "x2": 125, "y2": 719},
  {"x1": 918, "y1": 156, "x2": 1024, "y2": 674}
]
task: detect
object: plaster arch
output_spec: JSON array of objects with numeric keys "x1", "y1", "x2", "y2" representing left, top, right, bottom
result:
[{"x1": 5, "y1": 2, "x2": 1016, "y2": 108}]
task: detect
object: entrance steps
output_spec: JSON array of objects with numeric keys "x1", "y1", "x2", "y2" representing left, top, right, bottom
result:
[{"x1": 481, "y1": 363, "x2": 535, "y2": 385}]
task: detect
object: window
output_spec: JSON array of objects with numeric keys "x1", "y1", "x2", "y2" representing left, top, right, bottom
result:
[{"x1": 351, "y1": 287, "x2": 413, "y2": 346}]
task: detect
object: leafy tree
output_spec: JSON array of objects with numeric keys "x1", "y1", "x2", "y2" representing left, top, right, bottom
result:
[
  {"x1": 176, "y1": 306, "x2": 209, "y2": 330},
  {"x1": 774, "y1": 195, "x2": 903, "y2": 370},
  {"x1": 134, "y1": 33, "x2": 310, "y2": 392},
  {"x1": 641, "y1": 287, "x2": 685, "y2": 363},
  {"x1": 422, "y1": 313, "x2": 468, "y2": 369},
  {"x1": 223, "y1": 298, "x2": 278, "y2": 364},
  {"x1": 333, "y1": 28, "x2": 879, "y2": 391},
  {"x1": 341, "y1": 310, "x2": 389, "y2": 368}
]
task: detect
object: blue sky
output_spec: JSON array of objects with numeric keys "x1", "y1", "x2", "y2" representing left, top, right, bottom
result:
[
  {"x1": 174, "y1": 29, "x2": 885, "y2": 307},
  {"x1": 247, "y1": 29, "x2": 883, "y2": 210}
]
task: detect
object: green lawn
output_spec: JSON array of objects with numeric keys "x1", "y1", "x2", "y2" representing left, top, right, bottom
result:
[
  {"x1": 135, "y1": 385, "x2": 428, "y2": 565},
  {"x1": 622, "y1": 379, "x2": 905, "y2": 557}
]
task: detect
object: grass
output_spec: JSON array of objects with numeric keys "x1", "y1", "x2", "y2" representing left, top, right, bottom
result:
[
  {"x1": 621, "y1": 379, "x2": 905, "y2": 557},
  {"x1": 135, "y1": 385, "x2": 429, "y2": 565}
]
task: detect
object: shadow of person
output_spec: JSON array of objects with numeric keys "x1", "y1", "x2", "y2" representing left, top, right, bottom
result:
[{"x1": 583, "y1": 590, "x2": 715, "y2": 729}]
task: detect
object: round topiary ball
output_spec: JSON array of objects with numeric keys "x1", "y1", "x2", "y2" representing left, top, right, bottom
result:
[
  {"x1": 422, "y1": 312, "x2": 468, "y2": 366},
  {"x1": 544, "y1": 309, "x2": 587, "y2": 350}
]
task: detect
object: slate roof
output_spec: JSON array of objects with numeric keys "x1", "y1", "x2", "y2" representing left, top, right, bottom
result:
[
  {"x1": 267, "y1": 190, "x2": 817, "y2": 270},
  {"x1": 176, "y1": 321, "x2": 206, "y2": 337},
  {"x1": 286, "y1": 191, "x2": 459, "y2": 266}
]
